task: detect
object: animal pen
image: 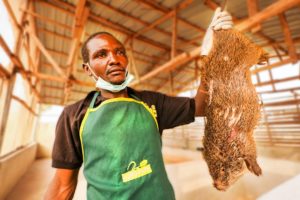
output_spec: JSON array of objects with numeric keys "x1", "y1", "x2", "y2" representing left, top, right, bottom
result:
[{"x1": 0, "y1": 0, "x2": 300, "y2": 199}]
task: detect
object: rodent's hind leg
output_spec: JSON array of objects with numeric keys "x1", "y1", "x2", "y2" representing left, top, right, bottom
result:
[{"x1": 244, "y1": 156, "x2": 262, "y2": 176}]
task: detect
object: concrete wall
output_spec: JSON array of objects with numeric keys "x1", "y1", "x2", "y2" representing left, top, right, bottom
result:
[
  {"x1": 0, "y1": 143, "x2": 37, "y2": 200},
  {"x1": 34, "y1": 105, "x2": 63, "y2": 159},
  {"x1": 35, "y1": 123, "x2": 56, "y2": 159}
]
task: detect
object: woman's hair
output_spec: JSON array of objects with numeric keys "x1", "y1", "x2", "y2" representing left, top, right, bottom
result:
[{"x1": 81, "y1": 31, "x2": 119, "y2": 63}]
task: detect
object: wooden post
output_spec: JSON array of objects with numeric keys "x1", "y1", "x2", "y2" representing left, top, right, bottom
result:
[
  {"x1": 169, "y1": 72, "x2": 174, "y2": 95},
  {"x1": 272, "y1": 45, "x2": 283, "y2": 61},
  {"x1": 261, "y1": 105, "x2": 273, "y2": 146},
  {"x1": 0, "y1": 74, "x2": 16, "y2": 153},
  {"x1": 254, "y1": 65, "x2": 261, "y2": 84},
  {"x1": 22, "y1": 33, "x2": 35, "y2": 90},
  {"x1": 278, "y1": 13, "x2": 298, "y2": 63},
  {"x1": 247, "y1": 0, "x2": 261, "y2": 32},
  {"x1": 293, "y1": 91, "x2": 300, "y2": 114},
  {"x1": 268, "y1": 68, "x2": 276, "y2": 91},
  {"x1": 195, "y1": 58, "x2": 200, "y2": 81},
  {"x1": 129, "y1": 40, "x2": 140, "y2": 81},
  {"x1": 64, "y1": 1, "x2": 89, "y2": 105},
  {"x1": 0, "y1": 64, "x2": 11, "y2": 79},
  {"x1": 171, "y1": 8, "x2": 178, "y2": 59},
  {"x1": 169, "y1": 8, "x2": 178, "y2": 94}
]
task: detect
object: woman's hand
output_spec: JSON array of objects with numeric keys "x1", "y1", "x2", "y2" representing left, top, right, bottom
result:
[{"x1": 200, "y1": 7, "x2": 233, "y2": 56}]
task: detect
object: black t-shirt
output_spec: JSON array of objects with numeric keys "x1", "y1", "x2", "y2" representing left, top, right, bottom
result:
[{"x1": 52, "y1": 87, "x2": 195, "y2": 169}]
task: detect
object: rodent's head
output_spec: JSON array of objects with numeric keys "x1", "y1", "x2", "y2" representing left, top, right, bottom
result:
[{"x1": 204, "y1": 148, "x2": 246, "y2": 191}]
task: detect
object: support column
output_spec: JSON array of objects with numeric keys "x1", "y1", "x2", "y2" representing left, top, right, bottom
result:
[{"x1": 0, "y1": 73, "x2": 16, "y2": 154}]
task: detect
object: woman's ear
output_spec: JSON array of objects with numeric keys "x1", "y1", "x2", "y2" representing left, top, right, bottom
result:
[{"x1": 82, "y1": 63, "x2": 92, "y2": 76}]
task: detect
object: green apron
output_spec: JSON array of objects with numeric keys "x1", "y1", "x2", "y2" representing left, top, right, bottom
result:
[{"x1": 80, "y1": 92, "x2": 175, "y2": 200}]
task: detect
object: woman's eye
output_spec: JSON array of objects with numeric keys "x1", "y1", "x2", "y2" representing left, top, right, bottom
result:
[
  {"x1": 97, "y1": 51, "x2": 107, "y2": 58},
  {"x1": 116, "y1": 49, "x2": 126, "y2": 56}
]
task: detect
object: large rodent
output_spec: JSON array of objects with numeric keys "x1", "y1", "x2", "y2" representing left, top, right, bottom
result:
[{"x1": 200, "y1": 29, "x2": 267, "y2": 191}]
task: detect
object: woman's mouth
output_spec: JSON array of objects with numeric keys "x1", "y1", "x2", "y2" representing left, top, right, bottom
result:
[{"x1": 106, "y1": 67, "x2": 125, "y2": 75}]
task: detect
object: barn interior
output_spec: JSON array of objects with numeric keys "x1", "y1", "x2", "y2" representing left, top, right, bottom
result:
[{"x1": 0, "y1": 0, "x2": 300, "y2": 199}]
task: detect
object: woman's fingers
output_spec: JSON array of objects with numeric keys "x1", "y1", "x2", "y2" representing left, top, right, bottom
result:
[
  {"x1": 211, "y1": 15, "x2": 232, "y2": 26},
  {"x1": 213, "y1": 21, "x2": 233, "y2": 30},
  {"x1": 211, "y1": 14, "x2": 233, "y2": 30}
]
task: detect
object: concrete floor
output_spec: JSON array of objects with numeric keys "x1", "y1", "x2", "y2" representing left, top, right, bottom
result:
[{"x1": 5, "y1": 147, "x2": 300, "y2": 200}]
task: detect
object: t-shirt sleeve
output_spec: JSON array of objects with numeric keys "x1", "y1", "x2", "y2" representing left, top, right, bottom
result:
[
  {"x1": 52, "y1": 107, "x2": 83, "y2": 169},
  {"x1": 155, "y1": 93, "x2": 195, "y2": 133}
]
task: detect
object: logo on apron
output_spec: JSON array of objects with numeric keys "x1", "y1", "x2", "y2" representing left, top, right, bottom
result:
[
  {"x1": 122, "y1": 160, "x2": 152, "y2": 183},
  {"x1": 150, "y1": 105, "x2": 157, "y2": 118}
]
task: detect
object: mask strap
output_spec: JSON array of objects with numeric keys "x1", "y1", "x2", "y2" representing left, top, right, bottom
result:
[{"x1": 85, "y1": 63, "x2": 98, "y2": 82}]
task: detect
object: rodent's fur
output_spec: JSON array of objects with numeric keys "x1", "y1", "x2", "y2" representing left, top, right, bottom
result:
[{"x1": 200, "y1": 29, "x2": 267, "y2": 191}]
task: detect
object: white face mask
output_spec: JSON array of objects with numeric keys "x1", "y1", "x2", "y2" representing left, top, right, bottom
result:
[{"x1": 85, "y1": 63, "x2": 134, "y2": 93}]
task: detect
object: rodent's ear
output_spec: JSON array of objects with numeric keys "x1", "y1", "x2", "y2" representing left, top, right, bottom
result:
[{"x1": 257, "y1": 52, "x2": 268, "y2": 65}]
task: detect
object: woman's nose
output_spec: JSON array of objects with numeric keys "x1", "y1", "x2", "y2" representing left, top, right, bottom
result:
[
  {"x1": 108, "y1": 52, "x2": 118, "y2": 62},
  {"x1": 107, "y1": 53, "x2": 121, "y2": 66}
]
